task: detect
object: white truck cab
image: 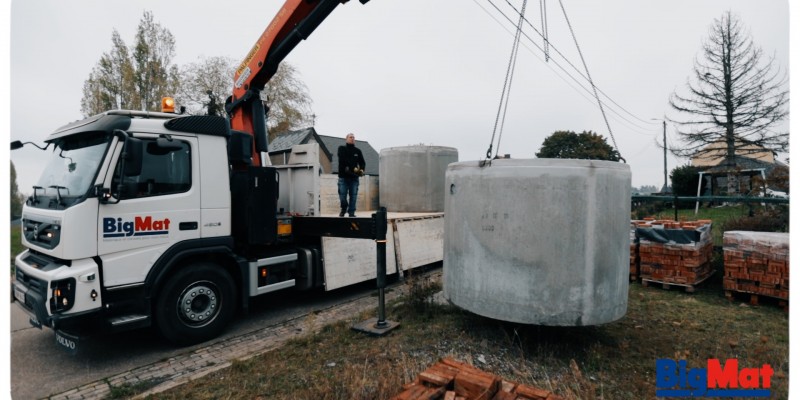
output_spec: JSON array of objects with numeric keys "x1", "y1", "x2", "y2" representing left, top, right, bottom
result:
[{"x1": 12, "y1": 111, "x2": 323, "y2": 350}]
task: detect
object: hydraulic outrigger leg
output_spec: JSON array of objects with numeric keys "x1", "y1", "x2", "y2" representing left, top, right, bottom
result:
[
  {"x1": 292, "y1": 207, "x2": 399, "y2": 335},
  {"x1": 354, "y1": 207, "x2": 400, "y2": 335}
]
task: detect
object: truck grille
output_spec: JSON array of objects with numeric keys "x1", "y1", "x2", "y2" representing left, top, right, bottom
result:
[{"x1": 16, "y1": 269, "x2": 46, "y2": 294}]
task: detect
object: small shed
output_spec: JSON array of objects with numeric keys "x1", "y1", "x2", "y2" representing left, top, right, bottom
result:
[
  {"x1": 317, "y1": 134, "x2": 380, "y2": 176},
  {"x1": 693, "y1": 155, "x2": 786, "y2": 212},
  {"x1": 268, "y1": 127, "x2": 380, "y2": 175}
]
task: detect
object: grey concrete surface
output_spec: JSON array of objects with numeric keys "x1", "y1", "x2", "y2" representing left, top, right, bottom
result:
[
  {"x1": 443, "y1": 159, "x2": 631, "y2": 326},
  {"x1": 379, "y1": 145, "x2": 458, "y2": 212}
]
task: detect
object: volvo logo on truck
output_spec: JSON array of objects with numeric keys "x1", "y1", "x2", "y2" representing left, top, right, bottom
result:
[{"x1": 103, "y1": 216, "x2": 171, "y2": 238}]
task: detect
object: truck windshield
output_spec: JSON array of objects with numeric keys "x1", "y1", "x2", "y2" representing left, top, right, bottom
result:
[{"x1": 34, "y1": 132, "x2": 110, "y2": 201}]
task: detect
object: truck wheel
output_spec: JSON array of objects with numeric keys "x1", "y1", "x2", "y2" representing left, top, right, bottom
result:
[{"x1": 155, "y1": 263, "x2": 236, "y2": 345}]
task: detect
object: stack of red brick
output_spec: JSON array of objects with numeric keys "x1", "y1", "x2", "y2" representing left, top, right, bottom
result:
[
  {"x1": 391, "y1": 358, "x2": 563, "y2": 400},
  {"x1": 723, "y1": 231, "x2": 789, "y2": 300},
  {"x1": 629, "y1": 223, "x2": 639, "y2": 280},
  {"x1": 634, "y1": 219, "x2": 714, "y2": 285}
]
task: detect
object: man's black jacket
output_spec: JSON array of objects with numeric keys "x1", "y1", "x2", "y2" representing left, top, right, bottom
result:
[{"x1": 337, "y1": 143, "x2": 366, "y2": 178}]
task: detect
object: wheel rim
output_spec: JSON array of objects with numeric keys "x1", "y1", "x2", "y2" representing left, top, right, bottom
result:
[{"x1": 176, "y1": 281, "x2": 220, "y2": 327}]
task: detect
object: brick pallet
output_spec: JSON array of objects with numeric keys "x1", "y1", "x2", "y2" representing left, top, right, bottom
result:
[
  {"x1": 629, "y1": 225, "x2": 639, "y2": 281},
  {"x1": 633, "y1": 219, "x2": 713, "y2": 292},
  {"x1": 391, "y1": 358, "x2": 563, "y2": 400},
  {"x1": 723, "y1": 231, "x2": 789, "y2": 306}
]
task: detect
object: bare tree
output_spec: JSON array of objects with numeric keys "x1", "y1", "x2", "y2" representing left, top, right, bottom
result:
[
  {"x1": 178, "y1": 56, "x2": 236, "y2": 116},
  {"x1": 132, "y1": 11, "x2": 180, "y2": 111},
  {"x1": 668, "y1": 11, "x2": 788, "y2": 195},
  {"x1": 263, "y1": 63, "x2": 314, "y2": 141},
  {"x1": 81, "y1": 11, "x2": 311, "y2": 133},
  {"x1": 180, "y1": 58, "x2": 314, "y2": 141},
  {"x1": 80, "y1": 71, "x2": 111, "y2": 116},
  {"x1": 81, "y1": 11, "x2": 180, "y2": 116},
  {"x1": 81, "y1": 31, "x2": 134, "y2": 115},
  {"x1": 11, "y1": 161, "x2": 23, "y2": 218}
]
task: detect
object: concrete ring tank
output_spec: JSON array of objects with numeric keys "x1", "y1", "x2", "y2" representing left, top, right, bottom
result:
[
  {"x1": 379, "y1": 145, "x2": 458, "y2": 212},
  {"x1": 443, "y1": 159, "x2": 631, "y2": 326}
]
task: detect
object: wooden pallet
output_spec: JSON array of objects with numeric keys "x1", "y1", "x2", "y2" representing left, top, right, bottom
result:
[
  {"x1": 641, "y1": 270, "x2": 715, "y2": 293},
  {"x1": 725, "y1": 290, "x2": 789, "y2": 311}
]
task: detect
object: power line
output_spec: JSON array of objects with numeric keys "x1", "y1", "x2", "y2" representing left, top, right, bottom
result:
[
  {"x1": 478, "y1": 0, "x2": 659, "y2": 134},
  {"x1": 498, "y1": 0, "x2": 660, "y2": 128},
  {"x1": 486, "y1": 0, "x2": 529, "y2": 161},
  {"x1": 555, "y1": 0, "x2": 623, "y2": 160},
  {"x1": 540, "y1": 0, "x2": 549, "y2": 61}
]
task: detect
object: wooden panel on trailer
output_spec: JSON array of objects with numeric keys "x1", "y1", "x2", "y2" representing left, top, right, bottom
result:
[
  {"x1": 322, "y1": 229, "x2": 398, "y2": 290},
  {"x1": 393, "y1": 215, "x2": 444, "y2": 272}
]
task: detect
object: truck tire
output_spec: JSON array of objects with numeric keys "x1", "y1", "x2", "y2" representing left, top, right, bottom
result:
[{"x1": 155, "y1": 263, "x2": 236, "y2": 345}]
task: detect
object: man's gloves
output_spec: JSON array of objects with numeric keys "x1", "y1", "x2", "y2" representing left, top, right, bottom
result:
[{"x1": 343, "y1": 166, "x2": 364, "y2": 176}]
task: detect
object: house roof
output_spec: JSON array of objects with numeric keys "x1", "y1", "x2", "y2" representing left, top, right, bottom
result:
[
  {"x1": 268, "y1": 127, "x2": 332, "y2": 160},
  {"x1": 317, "y1": 135, "x2": 380, "y2": 175},
  {"x1": 691, "y1": 139, "x2": 776, "y2": 167},
  {"x1": 268, "y1": 128, "x2": 380, "y2": 175},
  {"x1": 699, "y1": 155, "x2": 778, "y2": 175}
]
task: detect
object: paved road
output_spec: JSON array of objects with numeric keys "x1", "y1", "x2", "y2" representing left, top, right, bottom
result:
[{"x1": 10, "y1": 280, "x2": 394, "y2": 399}]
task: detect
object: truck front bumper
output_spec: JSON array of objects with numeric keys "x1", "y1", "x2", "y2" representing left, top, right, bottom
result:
[
  {"x1": 12, "y1": 278, "x2": 47, "y2": 329},
  {"x1": 12, "y1": 250, "x2": 105, "y2": 333}
]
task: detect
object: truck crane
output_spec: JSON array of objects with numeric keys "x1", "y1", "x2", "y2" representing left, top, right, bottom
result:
[{"x1": 10, "y1": 0, "x2": 387, "y2": 352}]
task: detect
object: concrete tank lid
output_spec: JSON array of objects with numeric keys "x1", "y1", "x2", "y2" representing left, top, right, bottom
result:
[
  {"x1": 380, "y1": 145, "x2": 458, "y2": 153},
  {"x1": 448, "y1": 158, "x2": 630, "y2": 171}
]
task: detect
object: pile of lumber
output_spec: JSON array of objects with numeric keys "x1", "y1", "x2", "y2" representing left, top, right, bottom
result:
[
  {"x1": 634, "y1": 219, "x2": 714, "y2": 287},
  {"x1": 391, "y1": 358, "x2": 563, "y2": 400},
  {"x1": 723, "y1": 231, "x2": 789, "y2": 301}
]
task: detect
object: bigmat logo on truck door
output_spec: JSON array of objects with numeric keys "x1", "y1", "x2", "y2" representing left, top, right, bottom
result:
[{"x1": 103, "y1": 216, "x2": 171, "y2": 238}]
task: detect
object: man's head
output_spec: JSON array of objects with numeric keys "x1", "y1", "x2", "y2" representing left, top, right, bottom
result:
[{"x1": 346, "y1": 133, "x2": 355, "y2": 145}]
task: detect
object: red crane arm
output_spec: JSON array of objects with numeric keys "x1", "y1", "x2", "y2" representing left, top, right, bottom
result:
[{"x1": 228, "y1": 0, "x2": 363, "y2": 166}]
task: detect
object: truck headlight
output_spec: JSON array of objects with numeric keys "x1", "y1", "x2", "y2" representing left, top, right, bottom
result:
[{"x1": 50, "y1": 278, "x2": 76, "y2": 313}]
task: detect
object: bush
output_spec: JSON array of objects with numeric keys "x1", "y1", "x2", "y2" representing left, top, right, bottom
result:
[
  {"x1": 670, "y1": 164, "x2": 700, "y2": 209},
  {"x1": 721, "y1": 207, "x2": 789, "y2": 233},
  {"x1": 631, "y1": 201, "x2": 668, "y2": 220}
]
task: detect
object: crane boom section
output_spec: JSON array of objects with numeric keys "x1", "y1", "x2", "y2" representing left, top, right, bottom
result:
[
  {"x1": 229, "y1": 0, "x2": 349, "y2": 166},
  {"x1": 233, "y1": 0, "x2": 341, "y2": 96}
]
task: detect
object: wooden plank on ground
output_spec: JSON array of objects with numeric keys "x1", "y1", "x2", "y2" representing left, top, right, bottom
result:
[{"x1": 393, "y1": 216, "x2": 444, "y2": 272}]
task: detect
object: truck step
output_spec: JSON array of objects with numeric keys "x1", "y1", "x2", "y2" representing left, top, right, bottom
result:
[{"x1": 108, "y1": 314, "x2": 150, "y2": 329}]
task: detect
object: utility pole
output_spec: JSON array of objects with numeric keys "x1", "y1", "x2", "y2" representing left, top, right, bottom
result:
[
  {"x1": 661, "y1": 120, "x2": 667, "y2": 193},
  {"x1": 652, "y1": 118, "x2": 669, "y2": 193}
]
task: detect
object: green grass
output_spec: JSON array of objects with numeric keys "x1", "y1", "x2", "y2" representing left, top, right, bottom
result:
[
  {"x1": 10, "y1": 226, "x2": 23, "y2": 275},
  {"x1": 655, "y1": 204, "x2": 751, "y2": 221},
  {"x1": 149, "y1": 274, "x2": 789, "y2": 400}
]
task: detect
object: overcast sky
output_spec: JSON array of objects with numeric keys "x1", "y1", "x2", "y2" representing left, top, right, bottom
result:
[{"x1": 6, "y1": 1, "x2": 793, "y2": 193}]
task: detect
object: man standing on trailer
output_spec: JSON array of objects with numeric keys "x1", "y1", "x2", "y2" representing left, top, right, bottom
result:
[{"x1": 337, "y1": 133, "x2": 366, "y2": 217}]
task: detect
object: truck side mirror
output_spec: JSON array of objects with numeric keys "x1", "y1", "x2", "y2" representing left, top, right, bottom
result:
[
  {"x1": 10, "y1": 140, "x2": 48, "y2": 151},
  {"x1": 123, "y1": 137, "x2": 144, "y2": 177}
]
